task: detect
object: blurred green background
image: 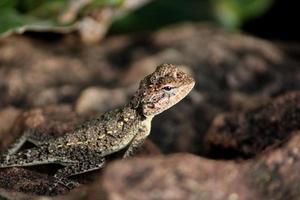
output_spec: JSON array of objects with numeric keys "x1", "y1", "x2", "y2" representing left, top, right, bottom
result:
[{"x1": 0, "y1": 0, "x2": 298, "y2": 41}]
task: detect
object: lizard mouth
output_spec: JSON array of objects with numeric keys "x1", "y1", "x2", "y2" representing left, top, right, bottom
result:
[{"x1": 172, "y1": 80, "x2": 195, "y2": 105}]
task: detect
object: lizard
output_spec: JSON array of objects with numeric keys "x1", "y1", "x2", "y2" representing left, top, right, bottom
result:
[{"x1": 0, "y1": 64, "x2": 195, "y2": 190}]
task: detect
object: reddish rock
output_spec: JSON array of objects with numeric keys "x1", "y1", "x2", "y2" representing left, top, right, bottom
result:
[
  {"x1": 0, "y1": 105, "x2": 83, "y2": 196},
  {"x1": 4, "y1": 133, "x2": 300, "y2": 200},
  {"x1": 245, "y1": 132, "x2": 300, "y2": 200},
  {"x1": 19, "y1": 105, "x2": 81, "y2": 136},
  {"x1": 75, "y1": 87, "x2": 127, "y2": 115},
  {"x1": 0, "y1": 105, "x2": 81, "y2": 152},
  {"x1": 135, "y1": 139, "x2": 161, "y2": 157},
  {"x1": 101, "y1": 154, "x2": 252, "y2": 200},
  {"x1": 205, "y1": 92, "x2": 300, "y2": 158},
  {"x1": 0, "y1": 168, "x2": 68, "y2": 196},
  {"x1": 0, "y1": 107, "x2": 22, "y2": 150}
]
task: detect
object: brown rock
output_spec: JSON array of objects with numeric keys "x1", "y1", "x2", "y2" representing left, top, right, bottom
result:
[
  {"x1": 46, "y1": 154, "x2": 251, "y2": 200},
  {"x1": 0, "y1": 105, "x2": 83, "y2": 196},
  {"x1": 30, "y1": 132, "x2": 300, "y2": 200},
  {"x1": 0, "y1": 168, "x2": 68, "y2": 196},
  {"x1": 245, "y1": 132, "x2": 300, "y2": 200},
  {"x1": 4, "y1": 105, "x2": 82, "y2": 147},
  {"x1": 0, "y1": 107, "x2": 22, "y2": 150},
  {"x1": 75, "y1": 87, "x2": 127, "y2": 115},
  {"x1": 0, "y1": 188, "x2": 36, "y2": 200},
  {"x1": 100, "y1": 154, "x2": 254, "y2": 200},
  {"x1": 0, "y1": 36, "x2": 123, "y2": 108},
  {"x1": 205, "y1": 92, "x2": 300, "y2": 158},
  {"x1": 135, "y1": 139, "x2": 161, "y2": 157},
  {"x1": 152, "y1": 24, "x2": 300, "y2": 100},
  {"x1": 23, "y1": 105, "x2": 79, "y2": 130},
  {"x1": 97, "y1": 133, "x2": 300, "y2": 200}
]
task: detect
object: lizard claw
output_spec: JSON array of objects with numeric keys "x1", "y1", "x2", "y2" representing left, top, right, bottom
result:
[
  {"x1": 49, "y1": 178, "x2": 80, "y2": 192},
  {"x1": 65, "y1": 180, "x2": 81, "y2": 189}
]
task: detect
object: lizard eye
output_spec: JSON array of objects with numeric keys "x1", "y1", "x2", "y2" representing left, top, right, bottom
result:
[{"x1": 163, "y1": 86, "x2": 173, "y2": 91}]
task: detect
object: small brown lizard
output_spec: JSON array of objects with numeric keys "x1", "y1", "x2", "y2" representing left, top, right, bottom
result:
[{"x1": 0, "y1": 64, "x2": 195, "y2": 190}]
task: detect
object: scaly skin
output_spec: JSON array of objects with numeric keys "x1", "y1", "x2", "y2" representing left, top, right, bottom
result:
[{"x1": 0, "y1": 64, "x2": 195, "y2": 190}]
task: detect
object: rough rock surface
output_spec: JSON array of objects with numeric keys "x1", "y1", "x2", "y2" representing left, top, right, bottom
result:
[
  {"x1": 75, "y1": 87, "x2": 127, "y2": 115},
  {"x1": 101, "y1": 154, "x2": 248, "y2": 200},
  {"x1": 0, "y1": 105, "x2": 81, "y2": 151},
  {"x1": 53, "y1": 133, "x2": 300, "y2": 200},
  {"x1": 0, "y1": 107, "x2": 22, "y2": 150},
  {"x1": 0, "y1": 106, "x2": 83, "y2": 196},
  {"x1": 205, "y1": 92, "x2": 300, "y2": 158},
  {"x1": 245, "y1": 131, "x2": 300, "y2": 200},
  {"x1": 99, "y1": 131, "x2": 300, "y2": 200}
]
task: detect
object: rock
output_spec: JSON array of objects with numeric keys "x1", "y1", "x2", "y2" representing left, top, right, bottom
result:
[
  {"x1": 20, "y1": 132, "x2": 300, "y2": 200},
  {"x1": 135, "y1": 139, "x2": 161, "y2": 157},
  {"x1": 205, "y1": 92, "x2": 300, "y2": 158},
  {"x1": 150, "y1": 102, "x2": 200, "y2": 154},
  {"x1": 0, "y1": 107, "x2": 22, "y2": 150},
  {"x1": 50, "y1": 154, "x2": 251, "y2": 200},
  {"x1": 0, "y1": 105, "x2": 83, "y2": 196},
  {"x1": 29, "y1": 85, "x2": 80, "y2": 107},
  {"x1": 75, "y1": 87, "x2": 127, "y2": 115},
  {"x1": 99, "y1": 153, "x2": 262, "y2": 200},
  {"x1": 0, "y1": 188, "x2": 36, "y2": 200},
  {"x1": 246, "y1": 132, "x2": 300, "y2": 200},
  {"x1": 0, "y1": 168, "x2": 68, "y2": 196},
  {"x1": 4, "y1": 105, "x2": 82, "y2": 146},
  {"x1": 152, "y1": 24, "x2": 300, "y2": 100},
  {"x1": 120, "y1": 59, "x2": 157, "y2": 86},
  {"x1": 0, "y1": 36, "x2": 123, "y2": 108},
  {"x1": 94, "y1": 133, "x2": 300, "y2": 200}
]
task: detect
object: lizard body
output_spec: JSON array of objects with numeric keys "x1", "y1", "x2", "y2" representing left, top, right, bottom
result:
[{"x1": 0, "y1": 64, "x2": 195, "y2": 190}]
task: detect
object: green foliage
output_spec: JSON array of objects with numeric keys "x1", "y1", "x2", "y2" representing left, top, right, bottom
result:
[
  {"x1": 0, "y1": 0, "x2": 122, "y2": 35},
  {"x1": 110, "y1": 0, "x2": 273, "y2": 34},
  {"x1": 213, "y1": 0, "x2": 274, "y2": 28},
  {"x1": 110, "y1": 0, "x2": 212, "y2": 33},
  {"x1": 0, "y1": 0, "x2": 274, "y2": 36},
  {"x1": 91, "y1": 0, "x2": 123, "y2": 7},
  {"x1": 0, "y1": 7, "x2": 39, "y2": 34}
]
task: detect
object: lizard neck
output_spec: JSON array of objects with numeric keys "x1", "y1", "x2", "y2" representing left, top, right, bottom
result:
[
  {"x1": 128, "y1": 93, "x2": 154, "y2": 122},
  {"x1": 122, "y1": 103, "x2": 153, "y2": 137},
  {"x1": 129, "y1": 96, "x2": 154, "y2": 136}
]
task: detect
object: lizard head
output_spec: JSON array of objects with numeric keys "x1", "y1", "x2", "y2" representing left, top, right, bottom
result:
[{"x1": 131, "y1": 64, "x2": 195, "y2": 117}]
